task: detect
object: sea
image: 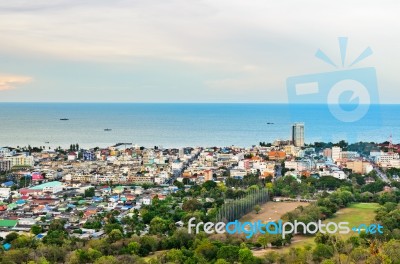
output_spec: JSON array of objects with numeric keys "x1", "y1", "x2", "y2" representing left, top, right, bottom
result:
[{"x1": 0, "y1": 103, "x2": 398, "y2": 149}]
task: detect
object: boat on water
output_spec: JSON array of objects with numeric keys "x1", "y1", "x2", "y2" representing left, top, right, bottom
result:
[
  {"x1": 267, "y1": 122, "x2": 274, "y2": 125},
  {"x1": 104, "y1": 128, "x2": 112, "y2": 131},
  {"x1": 60, "y1": 118, "x2": 69, "y2": 121}
]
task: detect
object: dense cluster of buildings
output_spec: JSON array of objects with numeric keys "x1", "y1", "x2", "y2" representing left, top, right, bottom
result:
[{"x1": 0, "y1": 123, "x2": 398, "y2": 240}]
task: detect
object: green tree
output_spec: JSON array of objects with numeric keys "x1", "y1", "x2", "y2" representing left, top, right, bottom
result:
[
  {"x1": 216, "y1": 245, "x2": 240, "y2": 263},
  {"x1": 182, "y1": 198, "x2": 202, "y2": 212},
  {"x1": 195, "y1": 239, "x2": 218, "y2": 262},
  {"x1": 84, "y1": 187, "x2": 95, "y2": 198},
  {"x1": 31, "y1": 225, "x2": 43, "y2": 235},
  {"x1": 313, "y1": 244, "x2": 334, "y2": 262},
  {"x1": 127, "y1": 241, "x2": 140, "y2": 255},
  {"x1": 107, "y1": 229, "x2": 123, "y2": 243},
  {"x1": 214, "y1": 259, "x2": 229, "y2": 264},
  {"x1": 238, "y1": 248, "x2": 254, "y2": 264},
  {"x1": 203, "y1": 180, "x2": 217, "y2": 191},
  {"x1": 165, "y1": 249, "x2": 185, "y2": 263},
  {"x1": 94, "y1": 256, "x2": 118, "y2": 264},
  {"x1": 5, "y1": 232, "x2": 19, "y2": 243},
  {"x1": 149, "y1": 216, "x2": 169, "y2": 234}
]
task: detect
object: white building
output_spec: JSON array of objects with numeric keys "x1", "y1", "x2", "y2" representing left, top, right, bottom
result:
[
  {"x1": 332, "y1": 147, "x2": 342, "y2": 162},
  {"x1": 0, "y1": 188, "x2": 11, "y2": 199},
  {"x1": 67, "y1": 152, "x2": 77, "y2": 161},
  {"x1": 332, "y1": 170, "x2": 347, "y2": 180},
  {"x1": 340, "y1": 151, "x2": 360, "y2": 160},
  {"x1": 4, "y1": 154, "x2": 34, "y2": 167},
  {"x1": 284, "y1": 160, "x2": 310, "y2": 171}
]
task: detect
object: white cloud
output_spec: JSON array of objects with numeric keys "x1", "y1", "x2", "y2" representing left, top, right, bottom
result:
[
  {"x1": 0, "y1": 0, "x2": 399, "y2": 102},
  {"x1": 0, "y1": 75, "x2": 32, "y2": 91}
]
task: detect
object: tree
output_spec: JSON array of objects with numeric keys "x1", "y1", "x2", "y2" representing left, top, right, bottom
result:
[
  {"x1": 312, "y1": 244, "x2": 333, "y2": 262},
  {"x1": 195, "y1": 239, "x2": 218, "y2": 262},
  {"x1": 104, "y1": 223, "x2": 123, "y2": 234},
  {"x1": 215, "y1": 259, "x2": 229, "y2": 264},
  {"x1": 127, "y1": 241, "x2": 140, "y2": 255},
  {"x1": 216, "y1": 245, "x2": 240, "y2": 263},
  {"x1": 138, "y1": 236, "x2": 158, "y2": 256},
  {"x1": 94, "y1": 256, "x2": 118, "y2": 264},
  {"x1": 182, "y1": 199, "x2": 202, "y2": 212},
  {"x1": 43, "y1": 230, "x2": 67, "y2": 246},
  {"x1": 238, "y1": 248, "x2": 254, "y2": 264},
  {"x1": 149, "y1": 216, "x2": 169, "y2": 234},
  {"x1": 381, "y1": 239, "x2": 400, "y2": 262},
  {"x1": 203, "y1": 180, "x2": 217, "y2": 191},
  {"x1": 174, "y1": 181, "x2": 184, "y2": 189},
  {"x1": 107, "y1": 229, "x2": 123, "y2": 243},
  {"x1": 165, "y1": 249, "x2": 185, "y2": 263},
  {"x1": 254, "y1": 205, "x2": 261, "y2": 214},
  {"x1": 5, "y1": 232, "x2": 19, "y2": 243},
  {"x1": 30, "y1": 225, "x2": 43, "y2": 235},
  {"x1": 84, "y1": 187, "x2": 95, "y2": 198},
  {"x1": 257, "y1": 234, "x2": 269, "y2": 249}
]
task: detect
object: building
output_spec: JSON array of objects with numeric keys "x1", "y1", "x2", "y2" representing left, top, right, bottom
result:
[
  {"x1": 20, "y1": 181, "x2": 64, "y2": 195},
  {"x1": 83, "y1": 151, "x2": 96, "y2": 161},
  {"x1": 292, "y1": 123, "x2": 305, "y2": 147},
  {"x1": 0, "y1": 148, "x2": 15, "y2": 157},
  {"x1": 346, "y1": 160, "x2": 373, "y2": 174},
  {"x1": 332, "y1": 147, "x2": 342, "y2": 162},
  {"x1": 0, "y1": 159, "x2": 11, "y2": 172},
  {"x1": 285, "y1": 160, "x2": 310, "y2": 171},
  {"x1": 203, "y1": 170, "x2": 213, "y2": 181},
  {"x1": 68, "y1": 152, "x2": 77, "y2": 161},
  {"x1": 0, "y1": 188, "x2": 11, "y2": 199},
  {"x1": 267, "y1": 151, "x2": 286, "y2": 161},
  {"x1": 4, "y1": 154, "x2": 34, "y2": 167},
  {"x1": 323, "y1": 148, "x2": 332, "y2": 159},
  {"x1": 340, "y1": 151, "x2": 360, "y2": 160},
  {"x1": 376, "y1": 152, "x2": 400, "y2": 167}
]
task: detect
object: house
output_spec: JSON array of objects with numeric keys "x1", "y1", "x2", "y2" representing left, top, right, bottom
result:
[
  {"x1": 0, "y1": 219, "x2": 18, "y2": 230},
  {"x1": 365, "y1": 177, "x2": 376, "y2": 184},
  {"x1": 68, "y1": 152, "x2": 77, "y2": 161},
  {"x1": 18, "y1": 218, "x2": 36, "y2": 226},
  {"x1": 20, "y1": 181, "x2": 64, "y2": 195},
  {"x1": 0, "y1": 188, "x2": 11, "y2": 199},
  {"x1": 1, "y1": 181, "x2": 14, "y2": 188},
  {"x1": 141, "y1": 196, "x2": 152, "y2": 205}
]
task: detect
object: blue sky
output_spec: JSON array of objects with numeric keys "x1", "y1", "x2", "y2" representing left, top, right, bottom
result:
[{"x1": 0, "y1": 0, "x2": 399, "y2": 103}]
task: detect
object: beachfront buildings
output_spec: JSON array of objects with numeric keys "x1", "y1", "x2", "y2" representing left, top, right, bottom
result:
[{"x1": 292, "y1": 123, "x2": 305, "y2": 147}]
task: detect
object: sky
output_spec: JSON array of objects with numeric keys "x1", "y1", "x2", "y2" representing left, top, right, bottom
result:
[{"x1": 0, "y1": 0, "x2": 399, "y2": 103}]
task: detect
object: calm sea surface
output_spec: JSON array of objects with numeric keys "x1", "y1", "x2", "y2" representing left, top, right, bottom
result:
[{"x1": 0, "y1": 103, "x2": 398, "y2": 149}]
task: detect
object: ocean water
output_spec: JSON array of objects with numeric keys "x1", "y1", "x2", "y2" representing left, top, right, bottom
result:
[{"x1": 0, "y1": 103, "x2": 398, "y2": 149}]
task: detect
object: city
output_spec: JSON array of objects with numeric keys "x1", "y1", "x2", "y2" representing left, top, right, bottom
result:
[{"x1": 1, "y1": 123, "x2": 400, "y2": 263}]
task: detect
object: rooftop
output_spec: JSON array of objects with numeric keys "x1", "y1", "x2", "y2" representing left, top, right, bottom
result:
[
  {"x1": 0, "y1": 219, "x2": 18, "y2": 227},
  {"x1": 30, "y1": 181, "x2": 63, "y2": 190}
]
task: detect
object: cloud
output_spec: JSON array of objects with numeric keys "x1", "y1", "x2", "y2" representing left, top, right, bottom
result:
[{"x1": 0, "y1": 75, "x2": 32, "y2": 91}]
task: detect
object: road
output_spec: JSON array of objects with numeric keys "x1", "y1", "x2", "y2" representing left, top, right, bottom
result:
[{"x1": 373, "y1": 167, "x2": 390, "y2": 183}]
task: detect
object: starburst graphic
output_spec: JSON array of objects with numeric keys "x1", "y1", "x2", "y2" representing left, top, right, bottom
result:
[{"x1": 315, "y1": 37, "x2": 373, "y2": 68}]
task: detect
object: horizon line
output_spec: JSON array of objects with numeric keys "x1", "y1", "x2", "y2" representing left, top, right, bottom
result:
[{"x1": 0, "y1": 102, "x2": 396, "y2": 105}]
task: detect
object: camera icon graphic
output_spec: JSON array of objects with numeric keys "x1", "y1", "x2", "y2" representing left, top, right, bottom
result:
[{"x1": 287, "y1": 37, "x2": 379, "y2": 124}]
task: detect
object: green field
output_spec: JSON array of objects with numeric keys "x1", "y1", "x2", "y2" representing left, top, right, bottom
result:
[
  {"x1": 323, "y1": 203, "x2": 380, "y2": 238},
  {"x1": 264, "y1": 203, "x2": 381, "y2": 253}
]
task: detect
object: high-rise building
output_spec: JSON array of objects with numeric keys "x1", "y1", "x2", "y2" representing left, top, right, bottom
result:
[
  {"x1": 292, "y1": 123, "x2": 305, "y2": 147},
  {"x1": 332, "y1": 146, "x2": 342, "y2": 162}
]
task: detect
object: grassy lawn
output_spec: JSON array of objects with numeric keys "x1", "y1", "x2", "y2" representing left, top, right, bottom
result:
[
  {"x1": 323, "y1": 203, "x2": 380, "y2": 238},
  {"x1": 253, "y1": 203, "x2": 380, "y2": 257}
]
